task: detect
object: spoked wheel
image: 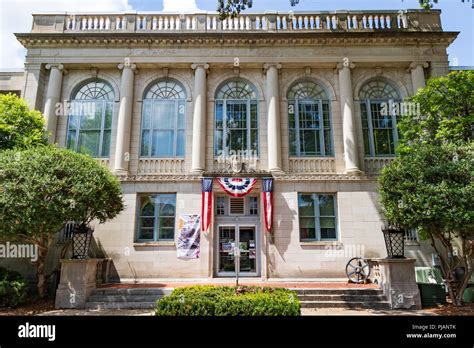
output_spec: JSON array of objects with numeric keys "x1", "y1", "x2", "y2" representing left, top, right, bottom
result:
[{"x1": 345, "y1": 257, "x2": 371, "y2": 284}]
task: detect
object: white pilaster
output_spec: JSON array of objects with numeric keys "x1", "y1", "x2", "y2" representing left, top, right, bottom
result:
[
  {"x1": 44, "y1": 64, "x2": 65, "y2": 143},
  {"x1": 190, "y1": 63, "x2": 209, "y2": 173},
  {"x1": 264, "y1": 63, "x2": 283, "y2": 173},
  {"x1": 409, "y1": 62, "x2": 429, "y2": 94},
  {"x1": 337, "y1": 60, "x2": 362, "y2": 174},
  {"x1": 114, "y1": 60, "x2": 136, "y2": 174}
]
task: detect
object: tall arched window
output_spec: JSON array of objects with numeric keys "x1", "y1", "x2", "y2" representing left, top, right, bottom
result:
[
  {"x1": 140, "y1": 79, "x2": 186, "y2": 157},
  {"x1": 287, "y1": 80, "x2": 333, "y2": 156},
  {"x1": 214, "y1": 79, "x2": 258, "y2": 155},
  {"x1": 67, "y1": 79, "x2": 114, "y2": 157},
  {"x1": 359, "y1": 79, "x2": 401, "y2": 156}
]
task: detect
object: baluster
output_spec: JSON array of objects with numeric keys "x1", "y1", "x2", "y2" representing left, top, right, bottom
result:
[
  {"x1": 66, "y1": 17, "x2": 71, "y2": 30},
  {"x1": 213, "y1": 16, "x2": 217, "y2": 30},
  {"x1": 352, "y1": 15, "x2": 357, "y2": 29},
  {"x1": 255, "y1": 16, "x2": 260, "y2": 30},
  {"x1": 158, "y1": 17, "x2": 163, "y2": 30},
  {"x1": 374, "y1": 15, "x2": 379, "y2": 29},
  {"x1": 99, "y1": 17, "x2": 104, "y2": 30},
  {"x1": 386, "y1": 15, "x2": 391, "y2": 29},
  {"x1": 152, "y1": 16, "x2": 157, "y2": 30},
  {"x1": 368, "y1": 15, "x2": 373, "y2": 29},
  {"x1": 105, "y1": 17, "x2": 110, "y2": 30},
  {"x1": 245, "y1": 16, "x2": 250, "y2": 30},
  {"x1": 137, "y1": 16, "x2": 141, "y2": 30},
  {"x1": 192, "y1": 16, "x2": 197, "y2": 30},
  {"x1": 94, "y1": 17, "x2": 99, "y2": 30},
  {"x1": 186, "y1": 16, "x2": 191, "y2": 30},
  {"x1": 331, "y1": 15, "x2": 337, "y2": 29},
  {"x1": 121, "y1": 17, "x2": 126, "y2": 30}
]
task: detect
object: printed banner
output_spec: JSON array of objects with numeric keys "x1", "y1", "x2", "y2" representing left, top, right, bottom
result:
[
  {"x1": 201, "y1": 177, "x2": 213, "y2": 232},
  {"x1": 177, "y1": 215, "x2": 201, "y2": 259},
  {"x1": 217, "y1": 178, "x2": 257, "y2": 198},
  {"x1": 262, "y1": 177, "x2": 274, "y2": 233}
]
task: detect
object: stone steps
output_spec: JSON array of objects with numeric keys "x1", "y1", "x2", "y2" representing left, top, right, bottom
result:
[
  {"x1": 85, "y1": 288, "x2": 173, "y2": 310},
  {"x1": 294, "y1": 288, "x2": 390, "y2": 309}
]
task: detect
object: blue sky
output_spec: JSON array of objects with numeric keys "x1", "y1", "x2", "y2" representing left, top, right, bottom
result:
[
  {"x1": 0, "y1": 0, "x2": 472, "y2": 69},
  {"x1": 131, "y1": 0, "x2": 474, "y2": 66}
]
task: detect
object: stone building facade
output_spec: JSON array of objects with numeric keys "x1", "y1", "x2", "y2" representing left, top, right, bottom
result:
[{"x1": 3, "y1": 10, "x2": 457, "y2": 281}]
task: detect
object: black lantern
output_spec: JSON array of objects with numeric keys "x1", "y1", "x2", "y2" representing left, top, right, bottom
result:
[
  {"x1": 382, "y1": 225, "x2": 405, "y2": 259},
  {"x1": 72, "y1": 223, "x2": 94, "y2": 259}
]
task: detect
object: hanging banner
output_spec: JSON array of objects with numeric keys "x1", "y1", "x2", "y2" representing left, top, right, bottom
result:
[
  {"x1": 201, "y1": 177, "x2": 213, "y2": 232},
  {"x1": 262, "y1": 177, "x2": 274, "y2": 233},
  {"x1": 177, "y1": 215, "x2": 201, "y2": 259},
  {"x1": 217, "y1": 178, "x2": 257, "y2": 198}
]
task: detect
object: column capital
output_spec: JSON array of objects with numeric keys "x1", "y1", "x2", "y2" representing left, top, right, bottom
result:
[
  {"x1": 408, "y1": 61, "x2": 429, "y2": 72},
  {"x1": 191, "y1": 63, "x2": 210, "y2": 71},
  {"x1": 45, "y1": 63, "x2": 67, "y2": 74},
  {"x1": 118, "y1": 58, "x2": 137, "y2": 71},
  {"x1": 263, "y1": 63, "x2": 282, "y2": 72},
  {"x1": 336, "y1": 59, "x2": 355, "y2": 70}
]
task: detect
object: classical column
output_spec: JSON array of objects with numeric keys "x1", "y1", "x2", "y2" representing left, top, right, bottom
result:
[
  {"x1": 337, "y1": 60, "x2": 362, "y2": 174},
  {"x1": 190, "y1": 63, "x2": 209, "y2": 173},
  {"x1": 409, "y1": 62, "x2": 429, "y2": 93},
  {"x1": 264, "y1": 63, "x2": 283, "y2": 173},
  {"x1": 114, "y1": 60, "x2": 136, "y2": 174},
  {"x1": 44, "y1": 64, "x2": 65, "y2": 143}
]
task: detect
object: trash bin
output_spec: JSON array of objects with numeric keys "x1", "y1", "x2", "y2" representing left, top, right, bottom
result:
[{"x1": 415, "y1": 267, "x2": 447, "y2": 307}]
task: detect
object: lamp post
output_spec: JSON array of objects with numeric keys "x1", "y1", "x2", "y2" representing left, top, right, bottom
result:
[
  {"x1": 382, "y1": 225, "x2": 406, "y2": 259},
  {"x1": 72, "y1": 223, "x2": 94, "y2": 259}
]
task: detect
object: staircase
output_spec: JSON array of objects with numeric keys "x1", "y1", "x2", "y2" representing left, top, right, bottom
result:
[
  {"x1": 294, "y1": 288, "x2": 391, "y2": 309},
  {"x1": 85, "y1": 288, "x2": 173, "y2": 310}
]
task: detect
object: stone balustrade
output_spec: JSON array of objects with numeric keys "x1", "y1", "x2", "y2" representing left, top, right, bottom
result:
[
  {"x1": 29, "y1": 10, "x2": 443, "y2": 34},
  {"x1": 364, "y1": 157, "x2": 395, "y2": 174},
  {"x1": 288, "y1": 158, "x2": 336, "y2": 174},
  {"x1": 138, "y1": 158, "x2": 185, "y2": 174}
]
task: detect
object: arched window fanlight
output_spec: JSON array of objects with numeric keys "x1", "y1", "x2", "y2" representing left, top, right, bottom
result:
[
  {"x1": 67, "y1": 79, "x2": 114, "y2": 158},
  {"x1": 359, "y1": 79, "x2": 401, "y2": 156},
  {"x1": 216, "y1": 79, "x2": 258, "y2": 100},
  {"x1": 140, "y1": 79, "x2": 187, "y2": 158},
  {"x1": 287, "y1": 80, "x2": 333, "y2": 157}
]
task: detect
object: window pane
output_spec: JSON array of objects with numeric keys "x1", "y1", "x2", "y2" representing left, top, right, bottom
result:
[
  {"x1": 78, "y1": 130, "x2": 100, "y2": 156},
  {"x1": 159, "y1": 228, "x2": 174, "y2": 240},
  {"x1": 68, "y1": 115, "x2": 79, "y2": 130},
  {"x1": 298, "y1": 194, "x2": 316, "y2": 216},
  {"x1": 141, "y1": 199, "x2": 155, "y2": 216},
  {"x1": 227, "y1": 102, "x2": 247, "y2": 129},
  {"x1": 142, "y1": 101, "x2": 152, "y2": 129},
  {"x1": 319, "y1": 195, "x2": 335, "y2": 216},
  {"x1": 159, "y1": 195, "x2": 176, "y2": 216},
  {"x1": 160, "y1": 217, "x2": 175, "y2": 229},
  {"x1": 216, "y1": 197, "x2": 225, "y2": 215},
  {"x1": 250, "y1": 102, "x2": 258, "y2": 128},
  {"x1": 300, "y1": 218, "x2": 316, "y2": 240},
  {"x1": 363, "y1": 129, "x2": 371, "y2": 156},
  {"x1": 229, "y1": 130, "x2": 246, "y2": 152},
  {"x1": 321, "y1": 226, "x2": 337, "y2": 240},
  {"x1": 320, "y1": 217, "x2": 336, "y2": 229},
  {"x1": 216, "y1": 101, "x2": 224, "y2": 129},
  {"x1": 152, "y1": 130, "x2": 173, "y2": 157},
  {"x1": 299, "y1": 103, "x2": 319, "y2": 129},
  {"x1": 324, "y1": 130, "x2": 332, "y2": 156},
  {"x1": 289, "y1": 129, "x2": 297, "y2": 156},
  {"x1": 288, "y1": 101, "x2": 296, "y2": 128},
  {"x1": 300, "y1": 130, "x2": 318, "y2": 155},
  {"x1": 250, "y1": 129, "x2": 258, "y2": 153},
  {"x1": 215, "y1": 129, "x2": 223, "y2": 155},
  {"x1": 154, "y1": 102, "x2": 175, "y2": 129},
  {"x1": 140, "y1": 217, "x2": 155, "y2": 229},
  {"x1": 373, "y1": 129, "x2": 392, "y2": 155},
  {"x1": 176, "y1": 130, "x2": 185, "y2": 157},
  {"x1": 138, "y1": 227, "x2": 154, "y2": 240},
  {"x1": 178, "y1": 101, "x2": 186, "y2": 129},
  {"x1": 141, "y1": 130, "x2": 150, "y2": 156},
  {"x1": 81, "y1": 103, "x2": 102, "y2": 129},
  {"x1": 105, "y1": 102, "x2": 113, "y2": 128},
  {"x1": 101, "y1": 130, "x2": 111, "y2": 157}
]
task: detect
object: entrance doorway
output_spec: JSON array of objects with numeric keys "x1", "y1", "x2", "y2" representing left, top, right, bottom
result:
[{"x1": 216, "y1": 225, "x2": 259, "y2": 277}]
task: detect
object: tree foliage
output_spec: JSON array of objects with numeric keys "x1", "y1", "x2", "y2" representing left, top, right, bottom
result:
[
  {"x1": 0, "y1": 93, "x2": 48, "y2": 151},
  {"x1": 379, "y1": 71, "x2": 474, "y2": 306},
  {"x1": 0, "y1": 146, "x2": 124, "y2": 297}
]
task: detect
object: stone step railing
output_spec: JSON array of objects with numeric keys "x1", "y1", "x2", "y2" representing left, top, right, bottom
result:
[
  {"x1": 30, "y1": 10, "x2": 443, "y2": 34},
  {"x1": 288, "y1": 158, "x2": 336, "y2": 174},
  {"x1": 364, "y1": 157, "x2": 395, "y2": 174},
  {"x1": 138, "y1": 158, "x2": 185, "y2": 174}
]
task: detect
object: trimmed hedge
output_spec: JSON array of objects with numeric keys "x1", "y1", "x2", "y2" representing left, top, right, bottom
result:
[
  {"x1": 0, "y1": 267, "x2": 28, "y2": 307},
  {"x1": 155, "y1": 286, "x2": 301, "y2": 316}
]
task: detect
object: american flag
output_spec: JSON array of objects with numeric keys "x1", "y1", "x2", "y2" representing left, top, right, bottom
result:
[
  {"x1": 262, "y1": 178, "x2": 273, "y2": 233},
  {"x1": 201, "y1": 178, "x2": 213, "y2": 232}
]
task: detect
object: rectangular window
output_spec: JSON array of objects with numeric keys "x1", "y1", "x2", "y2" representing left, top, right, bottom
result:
[
  {"x1": 137, "y1": 194, "x2": 176, "y2": 242},
  {"x1": 216, "y1": 196, "x2": 226, "y2": 215},
  {"x1": 298, "y1": 193, "x2": 337, "y2": 242},
  {"x1": 249, "y1": 196, "x2": 258, "y2": 215}
]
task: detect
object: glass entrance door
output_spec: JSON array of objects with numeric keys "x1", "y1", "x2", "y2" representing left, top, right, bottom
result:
[{"x1": 217, "y1": 225, "x2": 258, "y2": 277}]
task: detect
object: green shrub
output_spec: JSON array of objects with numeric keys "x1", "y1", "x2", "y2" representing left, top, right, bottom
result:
[
  {"x1": 0, "y1": 267, "x2": 28, "y2": 307},
  {"x1": 155, "y1": 286, "x2": 300, "y2": 316}
]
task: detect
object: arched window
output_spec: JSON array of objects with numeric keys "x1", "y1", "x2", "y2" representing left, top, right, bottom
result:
[
  {"x1": 140, "y1": 79, "x2": 186, "y2": 157},
  {"x1": 214, "y1": 79, "x2": 258, "y2": 156},
  {"x1": 359, "y1": 79, "x2": 401, "y2": 156},
  {"x1": 287, "y1": 80, "x2": 333, "y2": 157},
  {"x1": 67, "y1": 80, "x2": 114, "y2": 157}
]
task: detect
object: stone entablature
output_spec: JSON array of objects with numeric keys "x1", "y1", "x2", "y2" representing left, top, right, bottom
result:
[{"x1": 29, "y1": 10, "x2": 442, "y2": 34}]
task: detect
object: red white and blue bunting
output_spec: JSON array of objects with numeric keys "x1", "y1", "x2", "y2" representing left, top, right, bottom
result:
[
  {"x1": 217, "y1": 178, "x2": 257, "y2": 198},
  {"x1": 262, "y1": 178, "x2": 274, "y2": 233}
]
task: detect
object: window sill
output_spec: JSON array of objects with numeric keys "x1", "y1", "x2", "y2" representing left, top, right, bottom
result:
[
  {"x1": 300, "y1": 241, "x2": 341, "y2": 246},
  {"x1": 133, "y1": 242, "x2": 175, "y2": 248}
]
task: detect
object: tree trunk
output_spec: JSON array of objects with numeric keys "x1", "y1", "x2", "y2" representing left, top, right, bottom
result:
[{"x1": 36, "y1": 252, "x2": 46, "y2": 298}]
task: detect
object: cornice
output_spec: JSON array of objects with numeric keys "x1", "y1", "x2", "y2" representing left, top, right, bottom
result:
[{"x1": 15, "y1": 31, "x2": 459, "y2": 49}]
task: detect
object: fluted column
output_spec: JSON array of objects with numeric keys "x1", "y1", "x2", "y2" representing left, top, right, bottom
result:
[
  {"x1": 337, "y1": 60, "x2": 362, "y2": 174},
  {"x1": 191, "y1": 63, "x2": 209, "y2": 173},
  {"x1": 409, "y1": 62, "x2": 429, "y2": 93},
  {"x1": 44, "y1": 64, "x2": 65, "y2": 143},
  {"x1": 114, "y1": 60, "x2": 136, "y2": 174},
  {"x1": 264, "y1": 63, "x2": 282, "y2": 173}
]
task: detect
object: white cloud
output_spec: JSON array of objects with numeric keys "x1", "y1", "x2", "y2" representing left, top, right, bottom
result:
[
  {"x1": 0, "y1": 0, "x2": 132, "y2": 69},
  {"x1": 162, "y1": 0, "x2": 199, "y2": 12}
]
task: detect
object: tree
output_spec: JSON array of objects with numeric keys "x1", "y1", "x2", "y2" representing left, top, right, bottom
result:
[
  {"x1": 379, "y1": 71, "x2": 474, "y2": 306},
  {"x1": 0, "y1": 93, "x2": 48, "y2": 151},
  {"x1": 0, "y1": 146, "x2": 124, "y2": 298}
]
